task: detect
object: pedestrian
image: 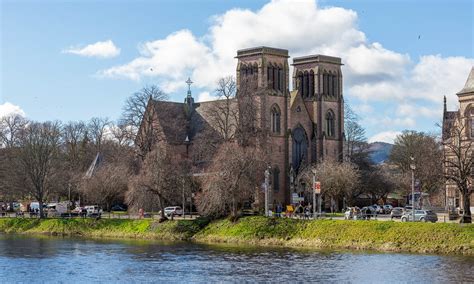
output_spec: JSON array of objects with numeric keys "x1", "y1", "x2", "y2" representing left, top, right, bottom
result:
[{"x1": 304, "y1": 206, "x2": 309, "y2": 219}]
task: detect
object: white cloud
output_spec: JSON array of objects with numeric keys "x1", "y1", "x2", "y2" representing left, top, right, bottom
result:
[
  {"x1": 350, "y1": 55, "x2": 474, "y2": 104},
  {"x1": 368, "y1": 131, "x2": 402, "y2": 144},
  {"x1": 197, "y1": 91, "x2": 218, "y2": 102},
  {"x1": 99, "y1": 0, "x2": 393, "y2": 92},
  {"x1": 95, "y1": 0, "x2": 473, "y2": 137},
  {"x1": 396, "y1": 103, "x2": 441, "y2": 119},
  {"x1": 63, "y1": 40, "x2": 120, "y2": 58},
  {"x1": 0, "y1": 102, "x2": 26, "y2": 118},
  {"x1": 381, "y1": 117, "x2": 416, "y2": 128},
  {"x1": 345, "y1": 42, "x2": 410, "y2": 80}
]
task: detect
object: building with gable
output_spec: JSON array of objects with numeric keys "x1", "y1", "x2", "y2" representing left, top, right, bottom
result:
[
  {"x1": 137, "y1": 46, "x2": 344, "y2": 207},
  {"x1": 443, "y1": 67, "x2": 474, "y2": 215}
]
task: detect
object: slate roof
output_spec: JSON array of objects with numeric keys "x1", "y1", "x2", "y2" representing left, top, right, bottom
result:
[
  {"x1": 457, "y1": 67, "x2": 474, "y2": 95},
  {"x1": 151, "y1": 99, "x2": 231, "y2": 145}
]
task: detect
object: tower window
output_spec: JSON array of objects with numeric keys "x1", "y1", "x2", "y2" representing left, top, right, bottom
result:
[
  {"x1": 309, "y1": 70, "x2": 314, "y2": 97},
  {"x1": 471, "y1": 118, "x2": 474, "y2": 138},
  {"x1": 298, "y1": 72, "x2": 303, "y2": 95},
  {"x1": 273, "y1": 167, "x2": 280, "y2": 192},
  {"x1": 326, "y1": 110, "x2": 335, "y2": 137},
  {"x1": 278, "y1": 67, "x2": 283, "y2": 91},
  {"x1": 323, "y1": 73, "x2": 328, "y2": 95},
  {"x1": 271, "y1": 105, "x2": 281, "y2": 134}
]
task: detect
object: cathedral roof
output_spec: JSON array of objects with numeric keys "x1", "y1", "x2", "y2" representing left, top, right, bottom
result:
[
  {"x1": 152, "y1": 101, "x2": 189, "y2": 144},
  {"x1": 457, "y1": 67, "x2": 474, "y2": 95},
  {"x1": 151, "y1": 100, "x2": 226, "y2": 145}
]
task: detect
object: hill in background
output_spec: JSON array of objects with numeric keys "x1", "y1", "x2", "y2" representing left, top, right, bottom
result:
[{"x1": 368, "y1": 142, "x2": 393, "y2": 164}]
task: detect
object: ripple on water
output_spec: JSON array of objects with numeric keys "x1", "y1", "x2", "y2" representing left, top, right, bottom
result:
[{"x1": 0, "y1": 234, "x2": 472, "y2": 282}]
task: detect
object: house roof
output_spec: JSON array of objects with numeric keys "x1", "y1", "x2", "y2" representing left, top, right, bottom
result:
[{"x1": 457, "y1": 67, "x2": 474, "y2": 95}]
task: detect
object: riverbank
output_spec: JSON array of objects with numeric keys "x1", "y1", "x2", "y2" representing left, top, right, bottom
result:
[{"x1": 0, "y1": 217, "x2": 472, "y2": 255}]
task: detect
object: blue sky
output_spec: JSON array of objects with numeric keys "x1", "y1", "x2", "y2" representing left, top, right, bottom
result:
[{"x1": 1, "y1": 0, "x2": 473, "y2": 143}]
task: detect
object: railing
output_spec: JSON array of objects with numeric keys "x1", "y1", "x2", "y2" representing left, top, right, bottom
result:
[{"x1": 0, "y1": 212, "x2": 201, "y2": 220}]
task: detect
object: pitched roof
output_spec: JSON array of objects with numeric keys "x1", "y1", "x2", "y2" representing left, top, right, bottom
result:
[
  {"x1": 151, "y1": 100, "x2": 227, "y2": 145},
  {"x1": 152, "y1": 101, "x2": 189, "y2": 144},
  {"x1": 457, "y1": 67, "x2": 474, "y2": 95}
]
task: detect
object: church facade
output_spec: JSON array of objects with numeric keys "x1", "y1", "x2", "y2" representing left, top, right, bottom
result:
[
  {"x1": 442, "y1": 67, "x2": 474, "y2": 213},
  {"x1": 139, "y1": 46, "x2": 344, "y2": 206}
]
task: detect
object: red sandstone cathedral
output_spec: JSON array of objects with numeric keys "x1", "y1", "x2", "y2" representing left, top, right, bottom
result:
[{"x1": 138, "y1": 47, "x2": 344, "y2": 206}]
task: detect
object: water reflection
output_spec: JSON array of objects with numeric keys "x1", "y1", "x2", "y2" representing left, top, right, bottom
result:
[{"x1": 0, "y1": 234, "x2": 472, "y2": 282}]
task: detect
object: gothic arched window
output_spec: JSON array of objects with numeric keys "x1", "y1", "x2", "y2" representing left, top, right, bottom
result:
[
  {"x1": 297, "y1": 71, "x2": 303, "y2": 95},
  {"x1": 268, "y1": 64, "x2": 275, "y2": 89},
  {"x1": 303, "y1": 71, "x2": 309, "y2": 98},
  {"x1": 323, "y1": 73, "x2": 328, "y2": 95},
  {"x1": 278, "y1": 67, "x2": 283, "y2": 91},
  {"x1": 273, "y1": 66, "x2": 278, "y2": 90},
  {"x1": 326, "y1": 110, "x2": 335, "y2": 137},
  {"x1": 309, "y1": 70, "x2": 314, "y2": 97},
  {"x1": 240, "y1": 65, "x2": 247, "y2": 77},
  {"x1": 273, "y1": 166, "x2": 280, "y2": 192},
  {"x1": 271, "y1": 105, "x2": 281, "y2": 134},
  {"x1": 292, "y1": 126, "x2": 308, "y2": 170},
  {"x1": 328, "y1": 73, "x2": 334, "y2": 96}
]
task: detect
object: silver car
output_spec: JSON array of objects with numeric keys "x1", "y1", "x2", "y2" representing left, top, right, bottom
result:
[{"x1": 401, "y1": 210, "x2": 438, "y2": 223}]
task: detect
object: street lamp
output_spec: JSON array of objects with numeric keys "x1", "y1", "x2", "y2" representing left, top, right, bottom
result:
[
  {"x1": 311, "y1": 169, "x2": 317, "y2": 219},
  {"x1": 410, "y1": 156, "x2": 416, "y2": 222},
  {"x1": 264, "y1": 166, "x2": 271, "y2": 217}
]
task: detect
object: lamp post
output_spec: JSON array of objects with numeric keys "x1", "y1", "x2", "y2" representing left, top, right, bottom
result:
[
  {"x1": 264, "y1": 167, "x2": 270, "y2": 217},
  {"x1": 312, "y1": 169, "x2": 316, "y2": 219},
  {"x1": 410, "y1": 156, "x2": 416, "y2": 222},
  {"x1": 182, "y1": 178, "x2": 185, "y2": 219}
]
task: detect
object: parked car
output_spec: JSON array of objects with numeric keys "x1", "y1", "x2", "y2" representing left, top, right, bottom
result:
[
  {"x1": 401, "y1": 210, "x2": 438, "y2": 223},
  {"x1": 371, "y1": 205, "x2": 384, "y2": 214},
  {"x1": 383, "y1": 204, "x2": 393, "y2": 214},
  {"x1": 390, "y1": 207, "x2": 404, "y2": 219},
  {"x1": 164, "y1": 206, "x2": 183, "y2": 217},
  {"x1": 84, "y1": 205, "x2": 102, "y2": 217},
  {"x1": 111, "y1": 204, "x2": 127, "y2": 211}
]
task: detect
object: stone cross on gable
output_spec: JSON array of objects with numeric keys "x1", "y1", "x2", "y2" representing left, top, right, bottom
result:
[{"x1": 186, "y1": 77, "x2": 193, "y2": 93}]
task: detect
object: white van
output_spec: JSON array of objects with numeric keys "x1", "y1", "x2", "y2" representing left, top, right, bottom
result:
[
  {"x1": 85, "y1": 205, "x2": 102, "y2": 216},
  {"x1": 47, "y1": 202, "x2": 69, "y2": 214}
]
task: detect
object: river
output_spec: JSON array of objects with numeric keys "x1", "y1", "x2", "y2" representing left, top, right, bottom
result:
[{"x1": 0, "y1": 234, "x2": 472, "y2": 283}]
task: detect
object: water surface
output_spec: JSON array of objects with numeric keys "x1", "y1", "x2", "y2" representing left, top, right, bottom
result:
[{"x1": 0, "y1": 234, "x2": 472, "y2": 283}]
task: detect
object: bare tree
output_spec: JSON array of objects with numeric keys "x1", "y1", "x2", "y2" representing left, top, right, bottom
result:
[
  {"x1": 204, "y1": 76, "x2": 239, "y2": 142},
  {"x1": 122, "y1": 85, "x2": 168, "y2": 131},
  {"x1": 299, "y1": 160, "x2": 360, "y2": 212},
  {"x1": 63, "y1": 121, "x2": 89, "y2": 167},
  {"x1": 126, "y1": 145, "x2": 179, "y2": 220},
  {"x1": 121, "y1": 85, "x2": 168, "y2": 158},
  {"x1": 236, "y1": 78, "x2": 261, "y2": 147},
  {"x1": 0, "y1": 114, "x2": 27, "y2": 148},
  {"x1": 389, "y1": 131, "x2": 443, "y2": 194},
  {"x1": 196, "y1": 142, "x2": 265, "y2": 218},
  {"x1": 88, "y1": 117, "x2": 110, "y2": 152},
  {"x1": 344, "y1": 103, "x2": 369, "y2": 163},
  {"x1": 363, "y1": 165, "x2": 396, "y2": 204},
  {"x1": 109, "y1": 121, "x2": 134, "y2": 147},
  {"x1": 443, "y1": 121, "x2": 473, "y2": 223},
  {"x1": 80, "y1": 162, "x2": 129, "y2": 211},
  {"x1": 17, "y1": 121, "x2": 62, "y2": 218}
]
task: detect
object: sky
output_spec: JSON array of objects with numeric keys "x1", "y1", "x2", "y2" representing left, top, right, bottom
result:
[{"x1": 1, "y1": 0, "x2": 473, "y2": 143}]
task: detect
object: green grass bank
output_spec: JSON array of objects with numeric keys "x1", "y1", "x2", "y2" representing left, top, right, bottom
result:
[{"x1": 0, "y1": 217, "x2": 472, "y2": 255}]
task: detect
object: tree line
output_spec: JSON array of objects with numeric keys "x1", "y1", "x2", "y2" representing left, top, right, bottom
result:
[{"x1": 0, "y1": 77, "x2": 471, "y2": 222}]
